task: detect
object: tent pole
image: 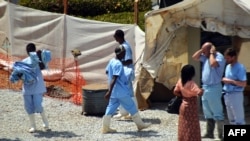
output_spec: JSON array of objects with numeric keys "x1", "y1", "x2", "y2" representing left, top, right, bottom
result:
[
  {"x1": 63, "y1": 0, "x2": 68, "y2": 14},
  {"x1": 134, "y1": 0, "x2": 139, "y2": 25}
]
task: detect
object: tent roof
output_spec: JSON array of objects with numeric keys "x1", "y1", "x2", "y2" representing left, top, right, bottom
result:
[{"x1": 234, "y1": 0, "x2": 250, "y2": 14}]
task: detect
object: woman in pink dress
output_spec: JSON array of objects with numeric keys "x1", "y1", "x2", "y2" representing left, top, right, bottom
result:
[{"x1": 174, "y1": 64, "x2": 203, "y2": 141}]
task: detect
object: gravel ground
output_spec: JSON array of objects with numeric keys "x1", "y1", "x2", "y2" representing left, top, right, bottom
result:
[{"x1": 1, "y1": 89, "x2": 249, "y2": 141}]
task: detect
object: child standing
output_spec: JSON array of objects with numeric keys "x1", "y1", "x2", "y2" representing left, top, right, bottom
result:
[{"x1": 174, "y1": 64, "x2": 203, "y2": 141}]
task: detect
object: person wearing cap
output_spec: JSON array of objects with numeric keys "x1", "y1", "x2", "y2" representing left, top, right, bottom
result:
[
  {"x1": 102, "y1": 45, "x2": 151, "y2": 134},
  {"x1": 113, "y1": 29, "x2": 137, "y2": 119}
]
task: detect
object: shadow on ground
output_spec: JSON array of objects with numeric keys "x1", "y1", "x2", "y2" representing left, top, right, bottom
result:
[
  {"x1": 33, "y1": 130, "x2": 80, "y2": 139},
  {"x1": 115, "y1": 130, "x2": 160, "y2": 138},
  {"x1": 0, "y1": 138, "x2": 22, "y2": 141}
]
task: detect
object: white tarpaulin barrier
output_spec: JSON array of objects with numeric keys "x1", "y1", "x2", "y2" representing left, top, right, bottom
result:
[{"x1": 0, "y1": 1, "x2": 145, "y2": 84}]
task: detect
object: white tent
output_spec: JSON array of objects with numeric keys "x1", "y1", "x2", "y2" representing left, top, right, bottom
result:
[
  {"x1": 136, "y1": 0, "x2": 250, "y2": 109},
  {"x1": 0, "y1": 1, "x2": 145, "y2": 85}
]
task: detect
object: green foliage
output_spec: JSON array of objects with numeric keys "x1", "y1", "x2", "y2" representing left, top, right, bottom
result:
[
  {"x1": 19, "y1": 0, "x2": 152, "y2": 16},
  {"x1": 85, "y1": 11, "x2": 147, "y2": 31},
  {"x1": 19, "y1": 0, "x2": 152, "y2": 31},
  {"x1": 19, "y1": 0, "x2": 64, "y2": 14}
]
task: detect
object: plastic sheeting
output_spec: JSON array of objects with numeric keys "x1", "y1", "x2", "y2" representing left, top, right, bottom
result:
[{"x1": 0, "y1": 1, "x2": 145, "y2": 84}]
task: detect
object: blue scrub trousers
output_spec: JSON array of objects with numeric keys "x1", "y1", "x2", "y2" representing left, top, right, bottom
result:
[
  {"x1": 105, "y1": 96, "x2": 137, "y2": 116},
  {"x1": 202, "y1": 84, "x2": 224, "y2": 121},
  {"x1": 224, "y1": 92, "x2": 245, "y2": 125},
  {"x1": 23, "y1": 93, "x2": 44, "y2": 114}
]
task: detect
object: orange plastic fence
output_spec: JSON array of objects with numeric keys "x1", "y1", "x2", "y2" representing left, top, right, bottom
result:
[
  {"x1": 0, "y1": 53, "x2": 86, "y2": 105},
  {"x1": 71, "y1": 60, "x2": 86, "y2": 105}
]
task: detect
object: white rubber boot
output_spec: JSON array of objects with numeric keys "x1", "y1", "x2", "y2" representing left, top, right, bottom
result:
[
  {"x1": 113, "y1": 97, "x2": 138, "y2": 120},
  {"x1": 40, "y1": 110, "x2": 49, "y2": 131},
  {"x1": 102, "y1": 115, "x2": 117, "y2": 134},
  {"x1": 123, "y1": 97, "x2": 138, "y2": 120},
  {"x1": 113, "y1": 105, "x2": 128, "y2": 119},
  {"x1": 119, "y1": 106, "x2": 129, "y2": 117},
  {"x1": 28, "y1": 114, "x2": 36, "y2": 133},
  {"x1": 132, "y1": 112, "x2": 151, "y2": 131}
]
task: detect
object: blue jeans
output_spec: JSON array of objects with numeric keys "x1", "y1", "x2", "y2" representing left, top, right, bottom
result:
[
  {"x1": 224, "y1": 92, "x2": 245, "y2": 125},
  {"x1": 202, "y1": 84, "x2": 224, "y2": 120}
]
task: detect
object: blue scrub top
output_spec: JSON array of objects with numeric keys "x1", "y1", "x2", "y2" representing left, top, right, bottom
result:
[
  {"x1": 223, "y1": 62, "x2": 246, "y2": 92},
  {"x1": 22, "y1": 54, "x2": 46, "y2": 95},
  {"x1": 122, "y1": 41, "x2": 133, "y2": 62},
  {"x1": 200, "y1": 52, "x2": 226, "y2": 85},
  {"x1": 106, "y1": 58, "x2": 130, "y2": 98}
]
